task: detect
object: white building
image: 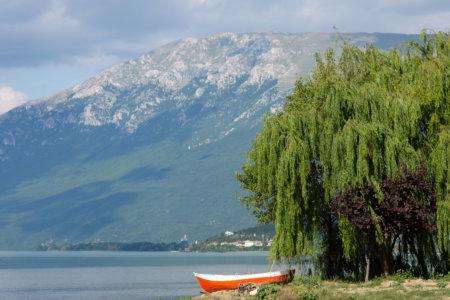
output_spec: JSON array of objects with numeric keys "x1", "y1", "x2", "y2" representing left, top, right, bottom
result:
[{"x1": 244, "y1": 240, "x2": 255, "y2": 247}]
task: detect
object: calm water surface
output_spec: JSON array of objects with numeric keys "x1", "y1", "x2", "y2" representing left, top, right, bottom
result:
[{"x1": 0, "y1": 251, "x2": 272, "y2": 299}]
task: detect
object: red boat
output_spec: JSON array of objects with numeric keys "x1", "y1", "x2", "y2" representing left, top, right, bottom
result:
[{"x1": 193, "y1": 269, "x2": 295, "y2": 293}]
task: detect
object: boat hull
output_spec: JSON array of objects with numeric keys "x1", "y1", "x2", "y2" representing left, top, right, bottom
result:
[{"x1": 194, "y1": 270, "x2": 294, "y2": 293}]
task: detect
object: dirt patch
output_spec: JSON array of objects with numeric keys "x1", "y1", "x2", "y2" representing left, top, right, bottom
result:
[
  {"x1": 335, "y1": 279, "x2": 445, "y2": 295},
  {"x1": 195, "y1": 290, "x2": 238, "y2": 299},
  {"x1": 194, "y1": 283, "x2": 259, "y2": 299},
  {"x1": 277, "y1": 287, "x2": 298, "y2": 300},
  {"x1": 402, "y1": 279, "x2": 441, "y2": 291}
]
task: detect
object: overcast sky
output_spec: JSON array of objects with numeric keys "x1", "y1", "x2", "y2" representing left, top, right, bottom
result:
[{"x1": 0, "y1": 0, "x2": 449, "y2": 113}]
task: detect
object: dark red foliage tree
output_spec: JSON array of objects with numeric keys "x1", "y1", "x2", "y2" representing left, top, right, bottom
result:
[{"x1": 330, "y1": 164, "x2": 436, "y2": 281}]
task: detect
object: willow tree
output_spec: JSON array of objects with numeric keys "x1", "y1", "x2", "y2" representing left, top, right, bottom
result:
[{"x1": 236, "y1": 31, "x2": 449, "y2": 278}]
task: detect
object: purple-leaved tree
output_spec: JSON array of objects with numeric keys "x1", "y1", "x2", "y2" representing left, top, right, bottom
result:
[{"x1": 331, "y1": 164, "x2": 436, "y2": 282}]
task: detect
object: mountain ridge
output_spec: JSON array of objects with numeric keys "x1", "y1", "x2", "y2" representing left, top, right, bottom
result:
[{"x1": 0, "y1": 32, "x2": 416, "y2": 249}]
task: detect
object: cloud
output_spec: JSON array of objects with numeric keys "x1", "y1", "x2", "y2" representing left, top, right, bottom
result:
[
  {"x1": 0, "y1": 0, "x2": 448, "y2": 70},
  {"x1": 0, "y1": 85, "x2": 29, "y2": 114}
]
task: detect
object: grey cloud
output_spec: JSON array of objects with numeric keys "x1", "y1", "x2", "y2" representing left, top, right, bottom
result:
[
  {"x1": 0, "y1": 0, "x2": 195, "y2": 68},
  {"x1": 0, "y1": 0, "x2": 448, "y2": 69},
  {"x1": 0, "y1": 0, "x2": 53, "y2": 24},
  {"x1": 376, "y1": 0, "x2": 450, "y2": 15},
  {"x1": 63, "y1": 0, "x2": 188, "y2": 33}
]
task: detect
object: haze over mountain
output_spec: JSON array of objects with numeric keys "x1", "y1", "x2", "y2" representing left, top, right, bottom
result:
[{"x1": 0, "y1": 32, "x2": 414, "y2": 249}]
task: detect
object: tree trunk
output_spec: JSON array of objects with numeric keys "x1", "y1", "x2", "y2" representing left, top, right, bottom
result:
[
  {"x1": 379, "y1": 242, "x2": 390, "y2": 278},
  {"x1": 365, "y1": 238, "x2": 371, "y2": 283},
  {"x1": 325, "y1": 213, "x2": 333, "y2": 279},
  {"x1": 443, "y1": 250, "x2": 449, "y2": 274},
  {"x1": 416, "y1": 238, "x2": 429, "y2": 278}
]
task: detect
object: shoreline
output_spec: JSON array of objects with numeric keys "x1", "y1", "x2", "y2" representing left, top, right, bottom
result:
[{"x1": 189, "y1": 276, "x2": 450, "y2": 299}]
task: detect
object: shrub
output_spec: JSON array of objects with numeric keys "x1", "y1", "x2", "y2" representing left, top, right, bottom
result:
[{"x1": 256, "y1": 284, "x2": 281, "y2": 300}]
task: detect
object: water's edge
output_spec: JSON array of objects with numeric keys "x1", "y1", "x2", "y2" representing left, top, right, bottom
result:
[{"x1": 0, "y1": 251, "x2": 272, "y2": 300}]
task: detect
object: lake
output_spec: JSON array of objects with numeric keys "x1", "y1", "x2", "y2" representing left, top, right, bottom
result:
[{"x1": 0, "y1": 251, "x2": 273, "y2": 299}]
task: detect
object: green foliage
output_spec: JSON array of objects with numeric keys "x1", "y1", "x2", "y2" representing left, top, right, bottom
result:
[
  {"x1": 296, "y1": 275, "x2": 322, "y2": 289},
  {"x1": 435, "y1": 272, "x2": 450, "y2": 281},
  {"x1": 255, "y1": 284, "x2": 281, "y2": 299},
  {"x1": 298, "y1": 291, "x2": 318, "y2": 300},
  {"x1": 435, "y1": 272, "x2": 450, "y2": 289},
  {"x1": 365, "y1": 276, "x2": 385, "y2": 287},
  {"x1": 37, "y1": 241, "x2": 188, "y2": 252},
  {"x1": 292, "y1": 276, "x2": 321, "y2": 300},
  {"x1": 237, "y1": 31, "x2": 450, "y2": 277},
  {"x1": 388, "y1": 269, "x2": 414, "y2": 283}
]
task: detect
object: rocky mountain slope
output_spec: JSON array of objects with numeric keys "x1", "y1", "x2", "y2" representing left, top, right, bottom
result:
[{"x1": 0, "y1": 32, "x2": 415, "y2": 249}]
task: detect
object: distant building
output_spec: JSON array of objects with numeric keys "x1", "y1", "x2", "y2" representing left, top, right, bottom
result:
[
  {"x1": 225, "y1": 231, "x2": 234, "y2": 236},
  {"x1": 230, "y1": 240, "x2": 264, "y2": 247},
  {"x1": 232, "y1": 241, "x2": 245, "y2": 247},
  {"x1": 244, "y1": 240, "x2": 255, "y2": 247}
]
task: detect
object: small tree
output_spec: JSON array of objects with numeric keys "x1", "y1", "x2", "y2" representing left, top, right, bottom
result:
[{"x1": 331, "y1": 164, "x2": 436, "y2": 281}]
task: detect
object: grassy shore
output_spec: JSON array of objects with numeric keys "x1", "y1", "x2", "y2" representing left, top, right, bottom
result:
[{"x1": 185, "y1": 273, "x2": 449, "y2": 300}]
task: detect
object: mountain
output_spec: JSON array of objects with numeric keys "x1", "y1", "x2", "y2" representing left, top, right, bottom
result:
[{"x1": 0, "y1": 32, "x2": 415, "y2": 249}]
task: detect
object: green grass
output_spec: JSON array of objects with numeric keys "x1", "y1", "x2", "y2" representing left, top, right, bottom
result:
[{"x1": 278, "y1": 276, "x2": 450, "y2": 300}]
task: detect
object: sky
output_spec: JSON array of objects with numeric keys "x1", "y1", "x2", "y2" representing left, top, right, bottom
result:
[{"x1": 0, "y1": 0, "x2": 449, "y2": 114}]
